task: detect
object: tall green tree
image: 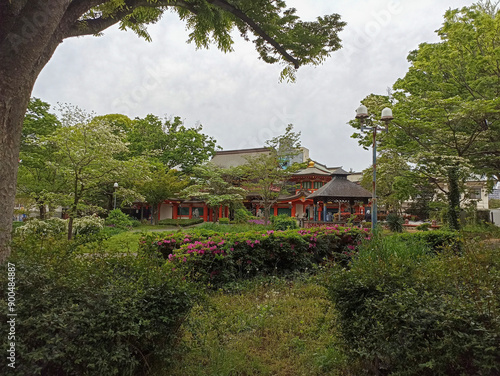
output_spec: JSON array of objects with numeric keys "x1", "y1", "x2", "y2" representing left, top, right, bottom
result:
[
  {"x1": 127, "y1": 114, "x2": 219, "y2": 173},
  {"x1": 182, "y1": 164, "x2": 246, "y2": 222},
  {"x1": 242, "y1": 124, "x2": 302, "y2": 224},
  {"x1": 0, "y1": 0, "x2": 346, "y2": 261},
  {"x1": 48, "y1": 109, "x2": 131, "y2": 239},
  {"x1": 359, "y1": 151, "x2": 411, "y2": 214},
  {"x1": 352, "y1": 4, "x2": 500, "y2": 229},
  {"x1": 137, "y1": 167, "x2": 189, "y2": 225},
  {"x1": 16, "y1": 98, "x2": 64, "y2": 219}
]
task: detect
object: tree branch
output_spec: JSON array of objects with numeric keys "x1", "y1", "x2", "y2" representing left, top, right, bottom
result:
[
  {"x1": 63, "y1": 0, "x2": 196, "y2": 38},
  {"x1": 64, "y1": 0, "x2": 300, "y2": 68},
  {"x1": 206, "y1": 0, "x2": 300, "y2": 68}
]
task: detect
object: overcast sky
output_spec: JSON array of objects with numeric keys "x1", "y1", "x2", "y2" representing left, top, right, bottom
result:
[{"x1": 32, "y1": 0, "x2": 476, "y2": 172}]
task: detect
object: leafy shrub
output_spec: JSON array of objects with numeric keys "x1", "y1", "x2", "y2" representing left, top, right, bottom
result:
[
  {"x1": 139, "y1": 225, "x2": 371, "y2": 286},
  {"x1": 392, "y1": 230, "x2": 463, "y2": 253},
  {"x1": 234, "y1": 208, "x2": 254, "y2": 223},
  {"x1": 0, "y1": 240, "x2": 199, "y2": 376},
  {"x1": 73, "y1": 214, "x2": 104, "y2": 236},
  {"x1": 416, "y1": 222, "x2": 431, "y2": 231},
  {"x1": 462, "y1": 222, "x2": 500, "y2": 239},
  {"x1": 327, "y1": 236, "x2": 500, "y2": 375},
  {"x1": 105, "y1": 209, "x2": 133, "y2": 229},
  {"x1": 129, "y1": 217, "x2": 141, "y2": 227},
  {"x1": 271, "y1": 214, "x2": 298, "y2": 231},
  {"x1": 386, "y1": 213, "x2": 404, "y2": 233},
  {"x1": 158, "y1": 218, "x2": 204, "y2": 227},
  {"x1": 15, "y1": 217, "x2": 67, "y2": 238},
  {"x1": 219, "y1": 217, "x2": 230, "y2": 224},
  {"x1": 12, "y1": 221, "x2": 25, "y2": 231}
]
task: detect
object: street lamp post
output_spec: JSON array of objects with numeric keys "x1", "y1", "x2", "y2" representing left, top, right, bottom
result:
[
  {"x1": 355, "y1": 105, "x2": 394, "y2": 231},
  {"x1": 113, "y1": 182, "x2": 118, "y2": 210}
]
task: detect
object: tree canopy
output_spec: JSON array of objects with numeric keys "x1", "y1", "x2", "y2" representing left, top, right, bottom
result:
[
  {"x1": 127, "y1": 114, "x2": 219, "y2": 172},
  {"x1": 1, "y1": 1, "x2": 347, "y2": 260},
  {"x1": 351, "y1": 3, "x2": 500, "y2": 229}
]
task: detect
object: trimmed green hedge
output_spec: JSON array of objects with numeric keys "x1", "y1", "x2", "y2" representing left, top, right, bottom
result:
[
  {"x1": 327, "y1": 235, "x2": 500, "y2": 375},
  {"x1": 0, "y1": 240, "x2": 199, "y2": 376},
  {"x1": 158, "y1": 218, "x2": 204, "y2": 227},
  {"x1": 139, "y1": 225, "x2": 371, "y2": 286}
]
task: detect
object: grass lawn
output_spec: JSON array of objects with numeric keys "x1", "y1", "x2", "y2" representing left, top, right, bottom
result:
[{"x1": 162, "y1": 275, "x2": 346, "y2": 376}]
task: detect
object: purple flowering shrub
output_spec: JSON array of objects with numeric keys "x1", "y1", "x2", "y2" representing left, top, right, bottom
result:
[{"x1": 139, "y1": 226, "x2": 371, "y2": 286}]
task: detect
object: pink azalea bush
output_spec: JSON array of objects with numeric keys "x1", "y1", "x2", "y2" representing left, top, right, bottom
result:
[{"x1": 139, "y1": 226, "x2": 370, "y2": 286}]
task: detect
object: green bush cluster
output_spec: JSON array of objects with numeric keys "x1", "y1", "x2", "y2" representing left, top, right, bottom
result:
[
  {"x1": 392, "y1": 230, "x2": 463, "y2": 253},
  {"x1": 139, "y1": 225, "x2": 371, "y2": 286},
  {"x1": 218, "y1": 217, "x2": 230, "y2": 224},
  {"x1": 105, "y1": 209, "x2": 134, "y2": 229},
  {"x1": 233, "y1": 208, "x2": 254, "y2": 223},
  {"x1": 327, "y1": 235, "x2": 500, "y2": 375},
  {"x1": 271, "y1": 214, "x2": 298, "y2": 231},
  {"x1": 158, "y1": 218, "x2": 204, "y2": 227},
  {"x1": 0, "y1": 241, "x2": 198, "y2": 376}
]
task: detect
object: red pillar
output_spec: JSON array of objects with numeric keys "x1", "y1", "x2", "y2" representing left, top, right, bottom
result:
[
  {"x1": 274, "y1": 206, "x2": 278, "y2": 217},
  {"x1": 291, "y1": 204, "x2": 296, "y2": 217},
  {"x1": 157, "y1": 203, "x2": 161, "y2": 222},
  {"x1": 172, "y1": 204, "x2": 178, "y2": 219},
  {"x1": 203, "y1": 205, "x2": 208, "y2": 222},
  {"x1": 189, "y1": 205, "x2": 193, "y2": 219},
  {"x1": 318, "y1": 203, "x2": 322, "y2": 222},
  {"x1": 219, "y1": 206, "x2": 223, "y2": 219}
]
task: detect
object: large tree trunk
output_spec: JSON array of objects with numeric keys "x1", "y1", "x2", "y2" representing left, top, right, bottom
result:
[
  {"x1": 0, "y1": 1, "x2": 69, "y2": 262},
  {"x1": 0, "y1": 85, "x2": 31, "y2": 263},
  {"x1": 447, "y1": 166, "x2": 461, "y2": 231},
  {"x1": 39, "y1": 202, "x2": 47, "y2": 219}
]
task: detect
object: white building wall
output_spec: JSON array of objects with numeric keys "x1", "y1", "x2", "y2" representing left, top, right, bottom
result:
[{"x1": 159, "y1": 204, "x2": 173, "y2": 221}]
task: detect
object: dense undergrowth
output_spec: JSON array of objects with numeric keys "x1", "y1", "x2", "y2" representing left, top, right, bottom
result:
[
  {"x1": 3, "y1": 219, "x2": 499, "y2": 375},
  {"x1": 328, "y1": 234, "x2": 500, "y2": 375}
]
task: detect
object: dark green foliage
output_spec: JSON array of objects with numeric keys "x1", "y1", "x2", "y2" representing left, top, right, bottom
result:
[
  {"x1": 139, "y1": 226, "x2": 370, "y2": 286},
  {"x1": 11, "y1": 221, "x2": 24, "y2": 231},
  {"x1": 461, "y1": 222, "x2": 500, "y2": 239},
  {"x1": 271, "y1": 214, "x2": 298, "y2": 231},
  {"x1": 233, "y1": 208, "x2": 254, "y2": 223},
  {"x1": 218, "y1": 217, "x2": 230, "y2": 224},
  {"x1": 105, "y1": 208, "x2": 133, "y2": 229},
  {"x1": 416, "y1": 222, "x2": 431, "y2": 231},
  {"x1": 0, "y1": 240, "x2": 198, "y2": 376},
  {"x1": 157, "y1": 218, "x2": 204, "y2": 227},
  {"x1": 392, "y1": 230, "x2": 463, "y2": 253},
  {"x1": 129, "y1": 217, "x2": 141, "y2": 227},
  {"x1": 327, "y1": 235, "x2": 500, "y2": 375},
  {"x1": 386, "y1": 213, "x2": 404, "y2": 233}
]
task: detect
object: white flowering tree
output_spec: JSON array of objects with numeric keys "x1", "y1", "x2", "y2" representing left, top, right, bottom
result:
[{"x1": 48, "y1": 108, "x2": 132, "y2": 239}]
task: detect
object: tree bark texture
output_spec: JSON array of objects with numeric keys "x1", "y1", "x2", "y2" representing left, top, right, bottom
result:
[
  {"x1": 0, "y1": 1, "x2": 70, "y2": 262},
  {"x1": 447, "y1": 166, "x2": 461, "y2": 231}
]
